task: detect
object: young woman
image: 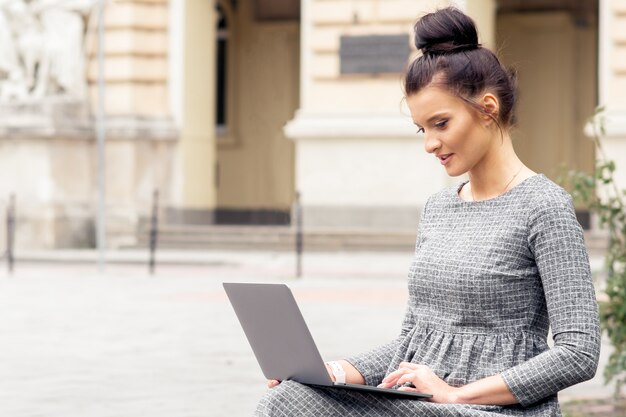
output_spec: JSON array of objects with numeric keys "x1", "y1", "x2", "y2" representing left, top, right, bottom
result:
[{"x1": 256, "y1": 7, "x2": 600, "y2": 416}]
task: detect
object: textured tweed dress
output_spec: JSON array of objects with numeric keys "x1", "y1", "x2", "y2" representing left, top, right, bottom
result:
[{"x1": 256, "y1": 174, "x2": 601, "y2": 417}]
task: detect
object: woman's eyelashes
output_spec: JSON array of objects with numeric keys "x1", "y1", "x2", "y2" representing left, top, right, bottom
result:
[
  {"x1": 416, "y1": 119, "x2": 448, "y2": 135},
  {"x1": 434, "y1": 119, "x2": 448, "y2": 129}
]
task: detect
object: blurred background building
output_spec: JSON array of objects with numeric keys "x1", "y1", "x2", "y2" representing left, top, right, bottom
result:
[{"x1": 0, "y1": 0, "x2": 623, "y2": 250}]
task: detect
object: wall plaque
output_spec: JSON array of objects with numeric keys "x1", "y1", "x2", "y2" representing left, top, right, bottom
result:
[{"x1": 340, "y1": 35, "x2": 410, "y2": 75}]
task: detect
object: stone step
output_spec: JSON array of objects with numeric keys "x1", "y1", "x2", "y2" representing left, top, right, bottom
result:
[
  {"x1": 134, "y1": 224, "x2": 609, "y2": 253},
  {"x1": 136, "y1": 224, "x2": 416, "y2": 251}
]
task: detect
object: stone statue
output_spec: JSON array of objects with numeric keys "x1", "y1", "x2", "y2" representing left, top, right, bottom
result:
[
  {"x1": 0, "y1": 0, "x2": 96, "y2": 102},
  {"x1": 32, "y1": 0, "x2": 97, "y2": 98},
  {"x1": 0, "y1": 2, "x2": 20, "y2": 78},
  {"x1": 0, "y1": 0, "x2": 31, "y2": 101}
]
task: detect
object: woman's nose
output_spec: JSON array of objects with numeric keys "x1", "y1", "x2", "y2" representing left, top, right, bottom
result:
[{"x1": 423, "y1": 133, "x2": 441, "y2": 154}]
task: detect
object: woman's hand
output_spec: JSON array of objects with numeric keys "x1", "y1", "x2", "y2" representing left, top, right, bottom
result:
[
  {"x1": 377, "y1": 362, "x2": 461, "y2": 403},
  {"x1": 267, "y1": 379, "x2": 281, "y2": 388}
]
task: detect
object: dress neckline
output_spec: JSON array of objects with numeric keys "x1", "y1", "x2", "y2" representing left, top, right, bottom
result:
[{"x1": 455, "y1": 174, "x2": 544, "y2": 204}]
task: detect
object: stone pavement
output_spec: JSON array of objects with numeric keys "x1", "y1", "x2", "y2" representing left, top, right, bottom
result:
[{"x1": 0, "y1": 250, "x2": 616, "y2": 417}]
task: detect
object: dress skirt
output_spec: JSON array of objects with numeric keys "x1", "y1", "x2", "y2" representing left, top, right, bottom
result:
[{"x1": 255, "y1": 381, "x2": 559, "y2": 416}]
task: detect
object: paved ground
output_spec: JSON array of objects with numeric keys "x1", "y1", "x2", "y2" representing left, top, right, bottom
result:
[{"x1": 0, "y1": 250, "x2": 617, "y2": 417}]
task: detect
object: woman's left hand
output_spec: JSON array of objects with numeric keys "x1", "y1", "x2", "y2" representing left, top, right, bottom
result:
[{"x1": 377, "y1": 362, "x2": 461, "y2": 404}]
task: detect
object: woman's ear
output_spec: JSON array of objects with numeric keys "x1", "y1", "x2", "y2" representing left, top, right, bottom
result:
[{"x1": 480, "y1": 93, "x2": 500, "y2": 125}]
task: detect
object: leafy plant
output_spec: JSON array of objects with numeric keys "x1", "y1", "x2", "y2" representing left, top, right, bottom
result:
[{"x1": 561, "y1": 106, "x2": 626, "y2": 398}]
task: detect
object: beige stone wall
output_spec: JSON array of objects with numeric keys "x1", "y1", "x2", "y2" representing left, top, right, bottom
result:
[
  {"x1": 597, "y1": 1, "x2": 626, "y2": 194},
  {"x1": 304, "y1": 0, "x2": 449, "y2": 113},
  {"x1": 610, "y1": 0, "x2": 626, "y2": 110},
  {"x1": 86, "y1": 0, "x2": 170, "y2": 116},
  {"x1": 216, "y1": 1, "x2": 299, "y2": 211},
  {"x1": 284, "y1": 0, "x2": 455, "y2": 230}
]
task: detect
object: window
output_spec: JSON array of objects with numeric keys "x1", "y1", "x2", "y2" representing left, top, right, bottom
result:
[{"x1": 216, "y1": 3, "x2": 228, "y2": 137}]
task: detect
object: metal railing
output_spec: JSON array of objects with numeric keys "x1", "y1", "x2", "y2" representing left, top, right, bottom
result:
[
  {"x1": 6, "y1": 194, "x2": 15, "y2": 275},
  {"x1": 0, "y1": 190, "x2": 309, "y2": 277},
  {"x1": 293, "y1": 191, "x2": 303, "y2": 279},
  {"x1": 148, "y1": 189, "x2": 159, "y2": 275}
]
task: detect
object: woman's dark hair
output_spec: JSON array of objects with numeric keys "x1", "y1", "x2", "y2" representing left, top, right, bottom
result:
[{"x1": 405, "y1": 7, "x2": 517, "y2": 128}]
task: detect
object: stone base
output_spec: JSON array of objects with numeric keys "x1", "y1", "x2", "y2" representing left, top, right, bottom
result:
[
  {"x1": 164, "y1": 207, "x2": 216, "y2": 226},
  {"x1": 0, "y1": 101, "x2": 179, "y2": 249},
  {"x1": 301, "y1": 205, "x2": 422, "y2": 231},
  {"x1": 9, "y1": 204, "x2": 95, "y2": 250},
  {"x1": 0, "y1": 96, "x2": 91, "y2": 137},
  {"x1": 161, "y1": 205, "x2": 422, "y2": 230}
]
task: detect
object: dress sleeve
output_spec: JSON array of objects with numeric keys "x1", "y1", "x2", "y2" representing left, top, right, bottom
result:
[
  {"x1": 500, "y1": 190, "x2": 601, "y2": 406},
  {"x1": 344, "y1": 199, "x2": 430, "y2": 386}
]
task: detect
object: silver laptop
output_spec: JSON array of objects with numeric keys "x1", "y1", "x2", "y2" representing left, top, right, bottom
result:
[{"x1": 223, "y1": 282, "x2": 431, "y2": 400}]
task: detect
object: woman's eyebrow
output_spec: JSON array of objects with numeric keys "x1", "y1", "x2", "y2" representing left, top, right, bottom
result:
[
  {"x1": 425, "y1": 113, "x2": 449, "y2": 123},
  {"x1": 414, "y1": 112, "x2": 449, "y2": 126}
]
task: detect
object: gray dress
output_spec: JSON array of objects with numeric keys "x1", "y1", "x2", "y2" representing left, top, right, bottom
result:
[{"x1": 256, "y1": 174, "x2": 601, "y2": 416}]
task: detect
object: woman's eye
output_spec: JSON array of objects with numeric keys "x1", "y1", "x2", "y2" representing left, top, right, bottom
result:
[
  {"x1": 416, "y1": 127, "x2": 425, "y2": 134},
  {"x1": 435, "y1": 119, "x2": 448, "y2": 129}
]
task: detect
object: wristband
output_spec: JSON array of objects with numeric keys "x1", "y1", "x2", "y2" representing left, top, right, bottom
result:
[{"x1": 326, "y1": 361, "x2": 346, "y2": 383}]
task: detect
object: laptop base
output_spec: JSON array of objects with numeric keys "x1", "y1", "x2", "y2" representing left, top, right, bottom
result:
[{"x1": 309, "y1": 382, "x2": 431, "y2": 400}]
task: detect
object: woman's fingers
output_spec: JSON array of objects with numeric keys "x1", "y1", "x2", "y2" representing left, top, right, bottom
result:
[
  {"x1": 378, "y1": 363, "x2": 427, "y2": 388},
  {"x1": 378, "y1": 368, "x2": 412, "y2": 388},
  {"x1": 397, "y1": 372, "x2": 416, "y2": 387},
  {"x1": 267, "y1": 379, "x2": 281, "y2": 388}
]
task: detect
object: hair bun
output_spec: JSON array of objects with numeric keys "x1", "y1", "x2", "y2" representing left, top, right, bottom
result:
[{"x1": 415, "y1": 7, "x2": 479, "y2": 56}]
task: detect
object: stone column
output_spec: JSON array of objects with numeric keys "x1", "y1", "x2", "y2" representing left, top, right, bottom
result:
[
  {"x1": 176, "y1": 0, "x2": 218, "y2": 223},
  {"x1": 465, "y1": 0, "x2": 496, "y2": 48},
  {"x1": 597, "y1": 0, "x2": 626, "y2": 190},
  {"x1": 88, "y1": 0, "x2": 177, "y2": 248}
]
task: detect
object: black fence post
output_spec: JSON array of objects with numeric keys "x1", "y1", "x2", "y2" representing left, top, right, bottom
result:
[
  {"x1": 7, "y1": 194, "x2": 15, "y2": 275},
  {"x1": 149, "y1": 189, "x2": 159, "y2": 275},
  {"x1": 294, "y1": 191, "x2": 303, "y2": 278}
]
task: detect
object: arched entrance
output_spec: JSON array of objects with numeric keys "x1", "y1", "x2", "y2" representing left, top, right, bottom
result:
[{"x1": 215, "y1": 0, "x2": 300, "y2": 225}]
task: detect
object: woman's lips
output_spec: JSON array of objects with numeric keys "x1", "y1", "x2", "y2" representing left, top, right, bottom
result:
[{"x1": 438, "y1": 153, "x2": 453, "y2": 166}]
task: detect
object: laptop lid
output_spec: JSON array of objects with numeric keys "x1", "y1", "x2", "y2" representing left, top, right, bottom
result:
[{"x1": 223, "y1": 282, "x2": 333, "y2": 386}]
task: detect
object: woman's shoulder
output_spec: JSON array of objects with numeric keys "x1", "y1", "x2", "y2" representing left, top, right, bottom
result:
[
  {"x1": 523, "y1": 174, "x2": 573, "y2": 210},
  {"x1": 423, "y1": 183, "x2": 461, "y2": 207},
  {"x1": 521, "y1": 175, "x2": 582, "y2": 235}
]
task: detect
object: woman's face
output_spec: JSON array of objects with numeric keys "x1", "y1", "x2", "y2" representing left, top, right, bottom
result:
[{"x1": 407, "y1": 85, "x2": 496, "y2": 177}]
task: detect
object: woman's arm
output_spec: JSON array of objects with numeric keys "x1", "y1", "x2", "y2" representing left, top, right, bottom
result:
[
  {"x1": 326, "y1": 360, "x2": 366, "y2": 384},
  {"x1": 450, "y1": 374, "x2": 516, "y2": 404},
  {"x1": 378, "y1": 362, "x2": 517, "y2": 404},
  {"x1": 498, "y1": 191, "x2": 600, "y2": 406}
]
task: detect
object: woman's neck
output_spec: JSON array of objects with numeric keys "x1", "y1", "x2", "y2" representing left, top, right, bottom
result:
[{"x1": 466, "y1": 135, "x2": 527, "y2": 201}]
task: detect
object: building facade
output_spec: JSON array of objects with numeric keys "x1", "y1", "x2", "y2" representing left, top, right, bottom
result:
[{"x1": 0, "y1": 0, "x2": 623, "y2": 249}]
